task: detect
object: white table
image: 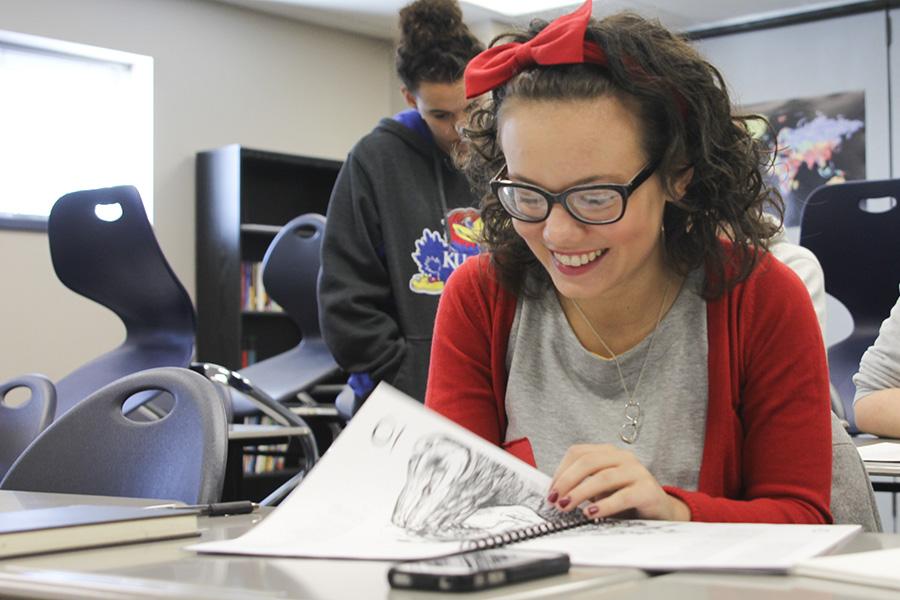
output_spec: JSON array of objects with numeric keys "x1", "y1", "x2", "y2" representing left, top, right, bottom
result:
[{"x1": 0, "y1": 490, "x2": 647, "y2": 599}]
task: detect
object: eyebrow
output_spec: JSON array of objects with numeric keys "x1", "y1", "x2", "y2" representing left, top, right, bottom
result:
[{"x1": 505, "y1": 172, "x2": 626, "y2": 188}]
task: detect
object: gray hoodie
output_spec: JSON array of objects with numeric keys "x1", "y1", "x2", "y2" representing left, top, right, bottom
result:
[{"x1": 319, "y1": 114, "x2": 481, "y2": 403}]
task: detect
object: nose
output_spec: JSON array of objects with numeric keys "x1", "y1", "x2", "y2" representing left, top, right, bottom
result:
[
  {"x1": 542, "y1": 203, "x2": 584, "y2": 245},
  {"x1": 451, "y1": 115, "x2": 466, "y2": 138}
]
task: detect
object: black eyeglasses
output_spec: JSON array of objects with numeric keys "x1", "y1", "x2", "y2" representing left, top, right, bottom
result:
[{"x1": 489, "y1": 160, "x2": 660, "y2": 225}]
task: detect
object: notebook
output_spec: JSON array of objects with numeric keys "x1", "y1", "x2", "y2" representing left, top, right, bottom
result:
[
  {"x1": 793, "y1": 547, "x2": 900, "y2": 590},
  {"x1": 191, "y1": 383, "x2": 859, "y2": 572},
  {"x1": 0, "y1": 504, "x2": 200, "y2": 559},
  {"x1": 856, "y1": 442, "x2": 900, "y2": 462}
]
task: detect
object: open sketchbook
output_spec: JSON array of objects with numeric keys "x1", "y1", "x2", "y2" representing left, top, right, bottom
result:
[{"x1": 191, "y1": 384, "x2": 859, "y2": 572}]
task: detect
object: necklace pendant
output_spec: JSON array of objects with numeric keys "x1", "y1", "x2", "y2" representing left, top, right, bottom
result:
[{"x1": 620, "y1": 422, "x2": 639, "y2": 444}]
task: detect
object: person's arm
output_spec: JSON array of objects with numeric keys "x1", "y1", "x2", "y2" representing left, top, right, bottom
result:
[
  {"x1": 425, "y1": 256, "x2": 504, "y2": 445},
  {"x1": 665, "y1": 260, "x2": 832, "y2": 523},
  {"x1": 855, "y1": 390, "x2": 900, "y2": 437},
  {"x1": 318, "y1": 154, "x2": 405, "y2": 391},
  {"x1": 853, "y1": 296, "x2": 900, "y2": 436},
  {"x1": 769, "y1": 248, "x2": 827, "y2": 336},
  {"x1": 765, "y1": 221, "x2": 827, "y2": 335}
]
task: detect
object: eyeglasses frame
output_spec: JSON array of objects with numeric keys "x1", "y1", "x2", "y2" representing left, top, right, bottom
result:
[{"x1": 489, "y1": 159, "x2": 661, "y2": 225}]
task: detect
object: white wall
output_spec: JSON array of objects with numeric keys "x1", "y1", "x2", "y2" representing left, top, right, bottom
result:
[
  {"x1": 693, "y1": 12, "x2": 890, "y2": 182},
  {"x1": 0, "y1": 0, "x2": 394, "y2": 381}
]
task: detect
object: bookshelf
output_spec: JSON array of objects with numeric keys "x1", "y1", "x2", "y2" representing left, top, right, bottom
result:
[{"x1": 195, "y1": 144, "x2": 343, "y2": 371}]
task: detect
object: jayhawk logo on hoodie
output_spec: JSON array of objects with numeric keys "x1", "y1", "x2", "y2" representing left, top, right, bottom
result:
[{"x1": 409, "y1": 208, "x2": 482, "y2": 295}]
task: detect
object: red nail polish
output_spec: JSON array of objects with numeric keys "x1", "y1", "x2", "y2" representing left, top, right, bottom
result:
[
  {"x1": 558, "y1": 497, "x2": 571, "y2": 509},
  {"x1": 587, "y1": 505, "x2": 599, "y2": 516},
  {"x1": 547, "y1": 490, "x2": 558, "y2": 504}
]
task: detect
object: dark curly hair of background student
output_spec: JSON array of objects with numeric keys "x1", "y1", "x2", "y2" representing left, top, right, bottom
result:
[{"x1": 396, "y1": 0, "x2": 484, "y2": 90}]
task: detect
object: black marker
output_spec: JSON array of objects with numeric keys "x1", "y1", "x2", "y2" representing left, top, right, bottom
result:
[{"x1": 144, "y1": 500, "x2": 259, "y2": 516}]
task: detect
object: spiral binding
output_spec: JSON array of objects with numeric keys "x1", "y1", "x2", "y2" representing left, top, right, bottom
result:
[{"x1": 463, "y1": 511, "x2": 592, "y2": 551}]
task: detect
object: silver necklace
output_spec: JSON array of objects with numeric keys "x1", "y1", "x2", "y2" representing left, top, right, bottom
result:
[{"x1": 570, "y1": 280, "x2": 672, "y2": 444}]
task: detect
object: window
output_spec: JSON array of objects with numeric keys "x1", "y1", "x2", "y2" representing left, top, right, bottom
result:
[{"x1": 0, "y1": 30, "x2": 152, "y2": 231}]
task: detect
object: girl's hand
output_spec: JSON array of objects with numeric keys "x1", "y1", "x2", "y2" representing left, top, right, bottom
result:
[{"x1": 547, "y1": 444, "x2": 691, "y2": 521}]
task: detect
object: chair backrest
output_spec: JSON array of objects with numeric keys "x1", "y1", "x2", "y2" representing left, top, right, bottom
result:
[
  {"x1": 800, "y1": 179, "x2": 900, "y2": 425},
  {"x1": 0, "y1": 375, "x2": 56, "y2": 478},
  {"x1": 0, "y1": 368, "x2": 228, "y2": 504},
  {"x1": 235, "y1": 214, "x2": 340, "y2": 404},
  {"x1": 262, "y1": 213, "x2": 326, "y2": 341},
  {"x1": 48, "y1": 186, "x2": 196, "y2": 419},
  {"x1": 830, "y1": 412, "x2": 881, "y2": 532}
]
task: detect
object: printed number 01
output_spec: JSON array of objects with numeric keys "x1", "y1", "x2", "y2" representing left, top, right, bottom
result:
[{"x1": 371, "y1": 418, "x2": 405, "y2": 451}]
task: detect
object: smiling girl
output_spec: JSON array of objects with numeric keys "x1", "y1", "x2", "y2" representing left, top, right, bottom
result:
[{"x1": 425, "y1": 0, "x2": 832, "y2": 524}]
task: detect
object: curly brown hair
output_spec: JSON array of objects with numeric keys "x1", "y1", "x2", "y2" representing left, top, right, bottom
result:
[
  {"x1": 463, "y1": 12, "x2": 782, "y2": 299},
  {"x1": 395, "y1": 0, "x2": 485, "y2": 91}
]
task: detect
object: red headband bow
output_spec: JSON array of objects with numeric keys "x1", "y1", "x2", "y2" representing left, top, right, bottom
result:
[
  {"x1": 465, "y1": 0, "x2": 601, "y2": 99},
  {"x1": 463, "y1": 1, "x2": 688, "y2": 120}
]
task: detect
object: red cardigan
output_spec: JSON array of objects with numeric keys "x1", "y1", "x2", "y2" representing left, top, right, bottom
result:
[{"x1": 425, "y1": 252, "x2": 832, "y2": 524}]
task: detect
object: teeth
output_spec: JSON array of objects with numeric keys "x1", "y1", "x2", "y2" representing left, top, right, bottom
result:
[{"x1": 554, "y1": 249, "x2": 604, "y2": 267}]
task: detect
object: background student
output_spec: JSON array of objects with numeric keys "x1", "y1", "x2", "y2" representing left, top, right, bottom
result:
[
  {"x1": 426, "y1": 0, "x2": 832, "y2": 523},
  {"x1": 853, "y1": 295, "x2": 900, "y2": 436},
  {"x1": 318, "y1": 0, "x2": 484, "y2": 404}
]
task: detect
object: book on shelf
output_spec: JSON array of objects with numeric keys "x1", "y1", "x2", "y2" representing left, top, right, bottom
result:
[
  {"x1": 793, "y1": 547, "x2": 900, "y2": 591},
  {"x1": 0, "y1": 504, "x2": 200, "y2": 559},
  {"x1": 240, "y1": 261, "x2": 283, "y2": 313},
  {"x1": 190, "y1": 384, "x2": 860, "y2": 572},
  {"x1": 240, "y1": 335, "x2": 257, "y2": 368},
  {"x1": 241, "y1": 415, "x2": 288, "y2": 474}
]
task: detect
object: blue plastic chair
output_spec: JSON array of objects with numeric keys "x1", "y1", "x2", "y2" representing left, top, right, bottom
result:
[
  {"x1": 48, "y1": 186, "x2": 196, "y2": 419},
  {"x1": 800, "y1": 179, "x2": 900, "y2": 430},
  {"x1": 235, "y1": 214, "x2": 341, "y2": 407},
  {"x1": 0, "y1": 374, "x2": 56, "y2": 479},
  {"x1": 193, "y1": 214, "x2": 340, "y2": 504},
  {"x1": 1, "y1": 368, "x2": 228, "y2": 504}
]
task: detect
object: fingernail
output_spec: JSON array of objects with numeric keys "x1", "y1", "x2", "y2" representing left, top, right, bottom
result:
[
  {"x1": 558, "y1": 496, "x2": 571, "y2": 509},
  {"x1": 587, "y1": 505, "x2": 599, "y2": 516},
  {"x1": 547, "y1": 490, "x2": 558, "y2": 504}
]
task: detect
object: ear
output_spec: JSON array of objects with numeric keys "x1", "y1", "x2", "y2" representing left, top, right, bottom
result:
[
  {"x1": 671, "y1": 166, "x2": 694, "y2": 201},
  {"x1": 400, "y1": 86, "x2": 418, "y2": 110}
]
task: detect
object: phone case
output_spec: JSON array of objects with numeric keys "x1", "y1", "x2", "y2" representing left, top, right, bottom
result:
[{"x1": 387, "y1": 550, "x2": 571, "y2": 592}]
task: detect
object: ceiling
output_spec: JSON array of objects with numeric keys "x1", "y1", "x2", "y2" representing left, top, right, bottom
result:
[{"x1": 209, "y1": 0, "x2": 862, "y2": 40}]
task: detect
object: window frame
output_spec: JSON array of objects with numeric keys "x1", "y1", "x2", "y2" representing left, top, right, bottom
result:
[{"x1": 0, "y1": 29, "x2": 153, "y2": 232}]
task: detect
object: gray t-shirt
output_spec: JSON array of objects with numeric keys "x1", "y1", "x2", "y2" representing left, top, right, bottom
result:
[
  {"x1": 853, "y1": 294, "x2": 900, "y2": 404},
  {"x1": 504, "y1": 269, "x2": 709, "y2": 490}
]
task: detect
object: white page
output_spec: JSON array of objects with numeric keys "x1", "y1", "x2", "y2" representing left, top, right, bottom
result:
[
  {"x1": 857, "y1": 442, "x2": 900, "y2": 462},
  {"x1": 191, "y1": 383, "x2": 860, "y2": 571},
  {"x1": 191, "y1": 383, "x2": 555, "y2": 560},
  {"x1": 517, "y1": 520, "x2": 859, "y2": 572},
  {"x1": 793, "y1": 547, "x2": 900, "y2": 590}
]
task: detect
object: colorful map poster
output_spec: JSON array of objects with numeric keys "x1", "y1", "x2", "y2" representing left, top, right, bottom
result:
[{"x1": 744, "y1": 91, "x2": 865, "y2": 227}]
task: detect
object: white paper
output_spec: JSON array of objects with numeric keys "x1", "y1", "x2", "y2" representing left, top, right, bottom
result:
[
  {"x1": 793, "y1": 547, "x2": 900, "y2": 590},
  {"x1": 190, "y1": 383, "x2": 861, "y2": 571},
  {"x1": 518, "y1": 520, "x2": 859, "y2": 572},
  {"x1": 192, "y1": 383, "x2": 554, "y2": 560},
  {"x1": 856, "y1": 442, "x2": 900, "y2": 462}
]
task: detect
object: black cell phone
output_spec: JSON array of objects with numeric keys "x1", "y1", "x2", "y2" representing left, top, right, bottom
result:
[{"x1": 387, "y1": 549, "x2": 570, "y2": 592}]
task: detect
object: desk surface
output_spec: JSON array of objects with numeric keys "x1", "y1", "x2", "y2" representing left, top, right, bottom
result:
[
  {"x1": 3, "y1": 491, "x2": 900, "y2": 600},
  {"x1": 0, "y1": 491, "x2": 645, "y2": 600}
]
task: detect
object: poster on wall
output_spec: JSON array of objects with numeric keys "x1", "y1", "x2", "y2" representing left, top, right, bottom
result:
[{"x1": 743, "y1": 91, "x2": 865, "y2": 227}]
